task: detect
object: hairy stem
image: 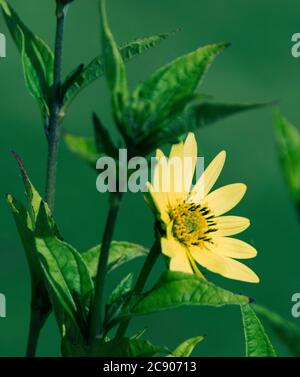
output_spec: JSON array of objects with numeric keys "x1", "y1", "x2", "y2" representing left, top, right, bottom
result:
[
  {"x1": 115, "y1": 239, "x2": 160, "y2": 338},
  {"x1": 89, "y1": 193, "x2": 123, "y2": 342},
  {"x1": 45, "y1": 4, "x2": 67, "y2": 210},
  {"x1": 26, "y1": 3, "x2": 67, "y2": 357}
]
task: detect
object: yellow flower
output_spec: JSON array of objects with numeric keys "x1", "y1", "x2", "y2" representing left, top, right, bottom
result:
[{"x1": 146, "y1": 133, "x2": 259, "y2": 283}]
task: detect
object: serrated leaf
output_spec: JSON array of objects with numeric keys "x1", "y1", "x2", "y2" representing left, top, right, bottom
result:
[
  {"x1": 130, "y1": 43, "x2": 228, "y2": 145},
  {"x1": 126, "y1": 271, "x2": 249, "y2": 317},
  {"x1": 82, "y1": 241, "x2": 148, "y2": 279},
  {"x1": 241, "y1": 304, "x2": 276, "y2": 357},
  {"x1": 63, "y1": 133, "x2": 99, "y2": 168},
  {"x1": 61, "y1": 32, "x2": 175, "y2": 114},
  {"x1": 100, "y1": 0, "x2": 129, "y2": 128},
  {"x1": 172, "y1": 336, "x2": 204, "y2": 357},
  {"x1": 275, "y1": 111, "x2": 300, "y2": 203},
  {"x1": 253, "y1": 304, "x2": 300, "y2": 356},
  {"x1": 1, "y1": 0, "x2": 53, "y2": 118},
  {"x1": 35, "y1": 202, "x2": 94, "y2": 335}
]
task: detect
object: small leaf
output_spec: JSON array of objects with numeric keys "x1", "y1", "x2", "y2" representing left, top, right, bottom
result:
[
  {"x1": 126, "y1": 271, "x2": 249, "y2": 317},
  {"x1": 130, "y1": 43, "x2": 228, "y2": 146},
  {"x1": 253, "y1": 304, "x2": 300, "y2": 356},
  {"x1": 108, "y1": 273, "x2": 133, "y2": 306},
  {"x1": 1, "y1": 0, "x2": 54, "y2": 118},
  {"x1": 241, "y1": 304, "x2": 276, "y2": 357},
  {"x1": 93, "y1": 113, "x2": 118, "y2": 158},
  {"x1": 100, "y1": 0, "x2": 129, "y2": 129},
  {"x1": 172, "y1": 336, "x2": 204, "y2": 357},
  {"x1": 105, "y1": 274, "x2": 133, "y2": 326},
  {"x1": 275, "y1": 111, "x2": 300, "y2": 203},
  {"x1": 63, "y1": 133, "x2": 99, "y2": 168},
  {"x1": 61, "y1": 32, "x2": 175, "y2": 113}
]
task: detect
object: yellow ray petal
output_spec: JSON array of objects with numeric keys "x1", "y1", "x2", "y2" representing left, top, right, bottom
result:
[
  {"x1": 190, "y1": 247, "x2": 259, "y2": 283},
  {"x1": 213, "y1": 216, "x2": 250, "y2": 236},
  {"x1": 156, "y1": 148, "x2": 165, "y2": 159},
  {"x1": 183, "y1": 132, "x2": 197, "y2": 193},
  {"x1": 189, "y1": 151, "x2": 226, "y2": 202},
  {"x1": 203, "y1": 183, "x2": 247, "y2": 216},
  {"x1": 147, "y1": 182, "x2": 169, "y2": 224},
  {"x1": 208, "y1": 236, "x2": 257, "y2": 259},
  {"x1": 161, "y1": 236, "x2": 181, "y2": 258}
]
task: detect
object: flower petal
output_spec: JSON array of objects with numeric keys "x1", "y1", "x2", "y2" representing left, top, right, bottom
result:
[
  {"x1": 214, "y1": 216, "x2": 250, "y2": 236},
  {"x1": 147, "y1": 182, "x2": 169, "y2": 224},
  {"x1": 208, "y1": 237, "x2": 257, "y2": 259},
  {"x1": 190, "y1": 247, "x2": 259, "y2": 283},
  {"x1": 204, "y1": 183, "x2": 247, "y2": 216},
  {"x1": 190, "y1": 151, "x2": 226, "y2": 202},
  {"x1": 161, "y1": 237, "x2": 193, "y2": 273}
]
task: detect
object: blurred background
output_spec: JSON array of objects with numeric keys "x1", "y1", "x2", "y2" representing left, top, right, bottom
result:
[{"x1": 0, "y1": 0, "x2": 300, "y2": 356}]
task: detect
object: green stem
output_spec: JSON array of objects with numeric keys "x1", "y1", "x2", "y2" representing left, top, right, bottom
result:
[
  {"x1": 89, "y1": 193, "x2": 123, "y2": 342},
  {"x1": 115, "y1": 239, "x2": 160, "y2": 338},
  {"x1": 25, "y1": 4, "x2": 67, "y2": 357},
  {"x1": 45, "y1": 4, "x2": 67, "y2": 210}
]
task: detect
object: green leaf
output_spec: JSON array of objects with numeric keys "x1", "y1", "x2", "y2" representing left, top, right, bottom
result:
[
  {"x1": 253, "y1": 304, "x2": 300, "y2": 356},
  {"x1": 100, "y1": 0, "x2": 129, "y2": 128},
  {"x1": 172, "y1": 336, "x2": 204, "y2": 357},
  {"x1": 0, "y1": 0, "x2": 54, "y2": 118},
  {"x1": 185, "y1": 101, "x2": 267, "y2": 129},
  {"x1": 62, "y1": 337, "x2": 165, "y2": 357},
  {"x1": 130, "y1": 43, "x2": 228, "y2": 145},
  {"x1": 6, "y1": 154, "x2": 52, "y2": 325},
  {"x1": 93, "y1": 113, "x2": 118, "y2": 158},
  {"x1": 63, "y1": 133, "x2": 99, "y2": 168},
  {"x1": 93, "y1": 338, "x2": 165, "y2": 357},
  {"x1": 82, "y1": 241, "x2": 148, "y2": 279},
  {"x1": 241, "y1": 304, "x2": 276, "y2": 357},
  {"x1": 127, "y1": 271, "x2": 249, "y2": 317},
  {"x1": 61, "y1": 32, "x2": 175, "y2": 114},
  {"x1": 275, "y1": 111, "x2": 300, "y2": 203},
  {"x1": 35, "y1": 202, "x2": 94, "y2": 335}
]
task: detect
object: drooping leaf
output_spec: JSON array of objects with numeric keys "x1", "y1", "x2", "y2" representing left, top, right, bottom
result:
[
  {"x1": 63, "y1": 133, "x2": 99, "y2": 168},
  {"x1": 241, "y1": 304, "x2": 276, "y2": 357},
  {"x1": 130, "y1": 43, "x2": 228, "y2": 146},
  {"x1": 82, "y1": 241, "x2": 148, "y2": 279},
  {"x1": 35, "y1": 202, "x2": 94, "y2": 335},
  {"x1": 275, "y1": 111, "x2": 300, "y2": 203},
  {"x1": 0, "y1": 0, "x2": 54, "y2": 118},
  {"x1": 172, "y1": 336, "x2": 204, "y2": 357},
  {"x1": 125, "y1": 271, "x2": 249, "y2": 317},
  {"x1": 100, "y1": 0, "x2": 129, "y2": 129},
  {"x1": 253, "y1": 304, "x2": 300, "y2": 356},
  {"x1": 61, "y1": 32, "x2": 175, "y2": 113}
]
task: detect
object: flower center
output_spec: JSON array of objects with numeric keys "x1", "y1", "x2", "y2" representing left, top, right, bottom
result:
[{"x1": 170, "y1": 201, "x2": 217, "y2": 246}]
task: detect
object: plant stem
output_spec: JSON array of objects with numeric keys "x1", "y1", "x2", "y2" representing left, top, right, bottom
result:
[
  {"x1": 45, "y1": 4, "x2": 67, "y2": 210},
  {"x1": 25, "y1": 4, "x2": 67, "y2": 357},
  {"x1": 89, "y1": 192, "x2": 123, "y2": 342},
  {"x1": 115, "y1": 239, "x2": 160, "y2": 338}
]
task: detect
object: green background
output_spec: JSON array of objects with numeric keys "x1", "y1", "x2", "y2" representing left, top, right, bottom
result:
[{"x1": 0, "y1": 0, "x2": 300, "y2": 356}]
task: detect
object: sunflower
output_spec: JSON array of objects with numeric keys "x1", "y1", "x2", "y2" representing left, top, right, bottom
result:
[{"x1": 145, "y1": 132, "x2": 259, "y2": 283}]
